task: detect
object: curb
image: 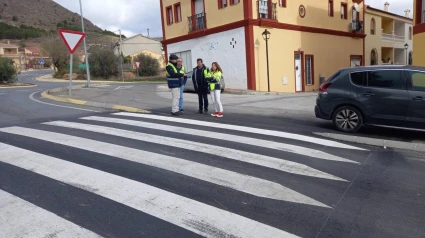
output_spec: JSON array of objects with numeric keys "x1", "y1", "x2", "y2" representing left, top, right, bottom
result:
[
  {"x1": 41, "y1": 85, "x2": 151, "y2": 113},
  {"x1": 0, "y1": 84, "x2": 37, "y2": 89},
  {"x1": 314, "y1": 132, "x2": 425, "y2": 152},
  {"x1": 35, "y1": 75, "x2": 166, "y2": 84}
]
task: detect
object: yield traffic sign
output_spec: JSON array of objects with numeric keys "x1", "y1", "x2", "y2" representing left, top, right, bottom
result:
[{"x1": 58, "y1": 29, "x2": 86, "y2": 54}]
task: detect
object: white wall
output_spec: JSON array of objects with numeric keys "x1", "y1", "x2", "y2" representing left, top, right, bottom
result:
[{"x1": 167, "y1": 27, "x2": 247, "y2": 90}]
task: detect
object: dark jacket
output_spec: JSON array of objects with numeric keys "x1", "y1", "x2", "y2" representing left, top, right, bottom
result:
[
  {"x1": 192, "y1": 64, "x2": 208, "y2": 91},
  {"x1": 166, "y1": 62, "x2": 184, "y2": 88}
]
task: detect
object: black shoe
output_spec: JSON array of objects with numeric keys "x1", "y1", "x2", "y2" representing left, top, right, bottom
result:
[
  {"x1": 196, "y1": 110, "x2": 203, "y2": 114},
  {"x1": 171, "y1": 112, "x2": 180, "y2": 116},
  {"x1": 180, "y1": 109, "x2": 184, "y2": 114},
  {"x1": 203, "y1": 110, "x2": 208, "y2": 115}
]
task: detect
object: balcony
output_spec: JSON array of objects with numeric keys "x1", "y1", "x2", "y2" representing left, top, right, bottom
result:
[
  {"x1": 188, "y1": 12, "x2": 206, "y2": 33},
  {"x1": 257, "y1": 0, "x2": 277, "y2": 20},
  {"x1": 381, "y1": 31, "x2": 405, "y2": 43}
]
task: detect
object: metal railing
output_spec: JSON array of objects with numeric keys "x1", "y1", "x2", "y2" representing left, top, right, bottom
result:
[
  {"x1": 188, "y1": 12, "x2": 206, "y2": 32},
  {"x1": 257, "y1": 0, "x2": 277, "y2": 20}
]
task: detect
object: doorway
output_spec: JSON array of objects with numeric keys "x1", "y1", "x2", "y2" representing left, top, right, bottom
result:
[{"x1": 294, "y1": 52, "x2": 304, "y2": 92}]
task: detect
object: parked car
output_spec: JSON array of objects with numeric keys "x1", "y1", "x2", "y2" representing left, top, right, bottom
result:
[
  {"x1": 184, "y1": 71, "x2": 226, "y2": 93},
  {"x1": 315, "y1": 65, "x2": 425, "y2": 133}
]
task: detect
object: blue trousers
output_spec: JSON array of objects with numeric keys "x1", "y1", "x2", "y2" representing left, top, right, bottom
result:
[{"x1": 179, "y1": 85, "x2": 184, "y2": 110}]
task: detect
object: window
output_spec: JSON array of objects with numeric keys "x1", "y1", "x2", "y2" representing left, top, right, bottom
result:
[
  {"x1": 341, "y1": 3, "x2": 347, "y2": 19},
  {"x1": 370, "y1": 18, "x2": 376, "y2": 35},
  {"x1": 422, "y1": 0, "x2": 425, "y2": 23},
  {"x1": 352, "y1": 7, "x2": 359, "y2": 21},
  {"x1": 409, "y1": 71, "x2": 425, "y2": 91},
  {"x1": 328, "y1": 0, "x2": 334, "y2": 17},
  {"x1": 409, "y1": 26, "x2": 412, "y2": 40},
  {"x1": 166, "y1": 6, "x2": 173, "y2": 25},
  {"x1": 367, "y1": 70, "x2": 403, "y2": 89},
  {"x1": 219, "y1": 0, "x2": 227, "y2": 9},
  {"x1": 174, "y1": 3, "x2": 182, "y2": 23},
  {"x1": 350, "y1": 72, "x2": 367, "y2": 86},
  {"x1": 279, "y1": 0, "x2": 286, "y2": 8},
  {"x1": 305, "y1": 55, "x2": 314, "y2": 85},
  {"x1": 230, "y1": 0, "x2": 239, "y2": 5}
]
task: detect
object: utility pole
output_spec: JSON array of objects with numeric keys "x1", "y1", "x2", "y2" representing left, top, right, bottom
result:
[
  {"x1": 119, "y1": 29, "x2": 124, "y2": 81},
  {"x1": 79, "y1": 0, "x2": 91, "y2": 87}
]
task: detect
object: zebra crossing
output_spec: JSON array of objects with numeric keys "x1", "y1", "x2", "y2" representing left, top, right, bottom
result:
[{"x1": 0, "y1": 112, "x2": 369, "y2": 237}]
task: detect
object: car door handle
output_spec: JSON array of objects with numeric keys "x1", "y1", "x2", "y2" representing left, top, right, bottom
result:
[
  {"x1": 412, "y1": 96, "x2": 423, "y2": 101},
  {"x1": 362, "y1": 92, "x2": 374, "y2": 97}
]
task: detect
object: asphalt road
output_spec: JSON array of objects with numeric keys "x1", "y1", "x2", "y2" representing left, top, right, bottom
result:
[{"x1": 1, "y1": 71, "x2": 424, "y2": 238}]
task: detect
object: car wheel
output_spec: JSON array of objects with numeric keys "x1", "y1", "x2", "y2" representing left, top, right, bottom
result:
[{"x1": 332, "y1": 106, "x2": 363, "y2": 133}]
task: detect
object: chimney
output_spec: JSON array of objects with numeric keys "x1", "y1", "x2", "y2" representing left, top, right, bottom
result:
[
  {"x1": 405, "y1": 9, "x2": 411, "y2": 18},
  {"x1": 384, "y1": 2, "x2": 389, "y2": 12}
]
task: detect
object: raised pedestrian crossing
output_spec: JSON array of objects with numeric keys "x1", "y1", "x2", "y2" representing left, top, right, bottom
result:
[{"x1": 0, "y1": 112, "x2": 369, "y2": 237}]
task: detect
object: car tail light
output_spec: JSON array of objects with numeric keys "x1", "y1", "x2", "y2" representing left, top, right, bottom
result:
[{"x1": 319, "y1": 82, "x2": 332, "y2": 94}]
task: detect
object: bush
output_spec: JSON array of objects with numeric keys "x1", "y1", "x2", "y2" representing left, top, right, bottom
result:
[
  {"x1": 0, "y1": 57, "x2": 17, "y2": 82},
  {"x1": 88, "y1": 46, "x2": 119, "y2": 79},
  {"x1": 135, "y1": 53, "x2": 160, "y2": 77}
]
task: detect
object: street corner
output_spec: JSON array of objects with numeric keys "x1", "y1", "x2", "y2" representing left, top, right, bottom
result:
[{"x1": 40, "y1": 86, "x2": 151, "y2": 114}]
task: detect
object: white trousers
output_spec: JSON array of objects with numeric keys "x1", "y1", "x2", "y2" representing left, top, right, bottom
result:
[
  {"x1": 171, "y1": 87, "x2": 180, "y2": 113},
  {"x1": 210, "y1": 89, "x2": 223, "y2": 112}
]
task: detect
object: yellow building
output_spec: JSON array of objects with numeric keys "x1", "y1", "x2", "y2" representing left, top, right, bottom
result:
[
  {"x1": 413, "y1": 0, "x2": 425, "y2": 66},
  {"x1": 160, "y1": 0, "x2": 365, "y2": 92},
  {"x1": 364, "y1": 3, "x2": 412, "y2": 66}
]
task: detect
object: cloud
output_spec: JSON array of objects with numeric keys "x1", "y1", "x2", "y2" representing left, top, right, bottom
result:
[
  {"x1": 366, "y1": 0, "x2": 414, "y2": 17},
  {"x1": 53, "y1": 0, "x2": 162, "y2": 38}
]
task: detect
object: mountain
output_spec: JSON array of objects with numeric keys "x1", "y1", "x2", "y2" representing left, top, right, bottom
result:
[{"x1": 0, "y1": 0, "x2": 120, "y2": 45}]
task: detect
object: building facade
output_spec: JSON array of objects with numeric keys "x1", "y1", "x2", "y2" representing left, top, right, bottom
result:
[
  {"x1": 160, "y1": 0, "x2": 366, "y2": 92},
  {"x1": 413, "y1": 0, "x2": 425, "y2": 66},
  {"x1": 364, "y1": 3, "x2": 412, "y2": 66}
]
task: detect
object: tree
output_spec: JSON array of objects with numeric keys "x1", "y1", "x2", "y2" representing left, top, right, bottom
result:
[
  {"x1": 88, "y1": 46, "x2": 119, "y2": 79},
  {"x1": 18, "y1": 39, "x2": 26, "y2": 51},
  {"x1": 40, "y1": 33, "x2": 71, "y2": 76},
  {"x1": 0, "y1": 56, "x2": 17, "y2": 82},
  {"x1": 135, "y1": 53, "x2": 160, "y2": 76}
]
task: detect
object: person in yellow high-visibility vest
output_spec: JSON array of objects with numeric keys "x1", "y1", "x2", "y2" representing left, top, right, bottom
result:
[
  {"x1": 166, "y1": 54, "x2": 186, "y2": 115},
  {"x1": 205, "y1": 62, "x2": 223, "y2": 117}
]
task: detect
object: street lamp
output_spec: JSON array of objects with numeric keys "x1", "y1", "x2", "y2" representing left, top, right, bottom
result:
[
  {"x1": 404, "y1": 43, "x2": 409, "y2": 65},
  {"x1": 79, "y1": 0, "x2": 91, "y2": 87},
  {"x1": 262, "y1": 29, "x2": 271, "y2": 92}
]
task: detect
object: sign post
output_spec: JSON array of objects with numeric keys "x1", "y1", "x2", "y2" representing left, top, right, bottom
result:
[
  {"x1": 58, "y1": 29, "x2": 86, "y2": 95},
  {"x1": 39, "y1": 59, "x2": 44, "y2": 69},
  {"x1": 135, "y1": 61, "x2": 140, "y2": 77}
]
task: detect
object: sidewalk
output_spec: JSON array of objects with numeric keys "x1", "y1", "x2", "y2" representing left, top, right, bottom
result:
[{"x1": 36, "y1": 74, "x2": 166, "y2": 84}]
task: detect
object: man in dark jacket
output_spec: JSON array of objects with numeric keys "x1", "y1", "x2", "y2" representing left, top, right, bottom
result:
[
  {"x1": 166, "y1": 54, "x2": 186, "y2": 115},
  {"x1": 192, "y1": 58, "x2": 209, "y2": 114}
]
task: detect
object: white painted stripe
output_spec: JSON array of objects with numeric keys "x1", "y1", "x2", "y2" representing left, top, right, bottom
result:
[
  {"x1": 0, "y1": 127, "x2": 327, "y2": 207},
  {"x1": 113, "y1": 112, "x2": 367, "y2": 150},
  {"x1": 0, "y1": 189, "x2": 101, "y2": 238},
  {"x1": 82, "y1": 116, "x2": 359, "y2": 164},
  {"x1": 45, "y1": 120, "x2": 347, "y2": 181},
  {"x1": 0, "y1": 143, "x2": 299, "y2": 238}
]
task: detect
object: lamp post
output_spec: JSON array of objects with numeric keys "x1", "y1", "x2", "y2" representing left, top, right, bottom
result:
[
  {"x1": 404, "y1": 43, "x2": 409, "y2": 65},
  {"x1": 79, "y1": 0, "x2": 91, "y2": 87},
  {"x1": 262, "y1": 29, "x2": 271, "y2": 92}
]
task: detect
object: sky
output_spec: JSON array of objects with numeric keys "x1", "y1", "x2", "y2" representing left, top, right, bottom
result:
[{"x1": 53, "y1": 0, "x2": 413, "y2": 39}]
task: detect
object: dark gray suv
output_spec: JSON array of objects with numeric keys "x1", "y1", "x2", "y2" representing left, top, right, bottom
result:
[{"x1": 315, "y1": 65, "x2": 425, "y2": 133}]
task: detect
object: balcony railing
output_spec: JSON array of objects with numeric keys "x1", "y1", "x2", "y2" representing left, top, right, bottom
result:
[
  {"x1": 257, "y1": 0, "x2": 277, "y2": 20},
  {"x1": 381, "y1": 30, "x2": 405, "y2": 43},
  {"x1": 188, "y1": 12, "x2": 206, "y2": 33}
]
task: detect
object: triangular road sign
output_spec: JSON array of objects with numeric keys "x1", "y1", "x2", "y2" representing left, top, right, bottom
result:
[{"x1": 58, "y1": 29, "x2": 86, "y2": 54}]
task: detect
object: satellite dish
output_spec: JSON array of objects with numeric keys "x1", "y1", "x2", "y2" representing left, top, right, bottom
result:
[{"x1": 354, "y1": 3, "x2": 361, "y2": 12}]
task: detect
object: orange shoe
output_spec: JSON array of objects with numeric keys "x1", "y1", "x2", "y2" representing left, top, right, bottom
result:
[{"x1": 216, "y1": 112, "x2": 223, "y2": 118}]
